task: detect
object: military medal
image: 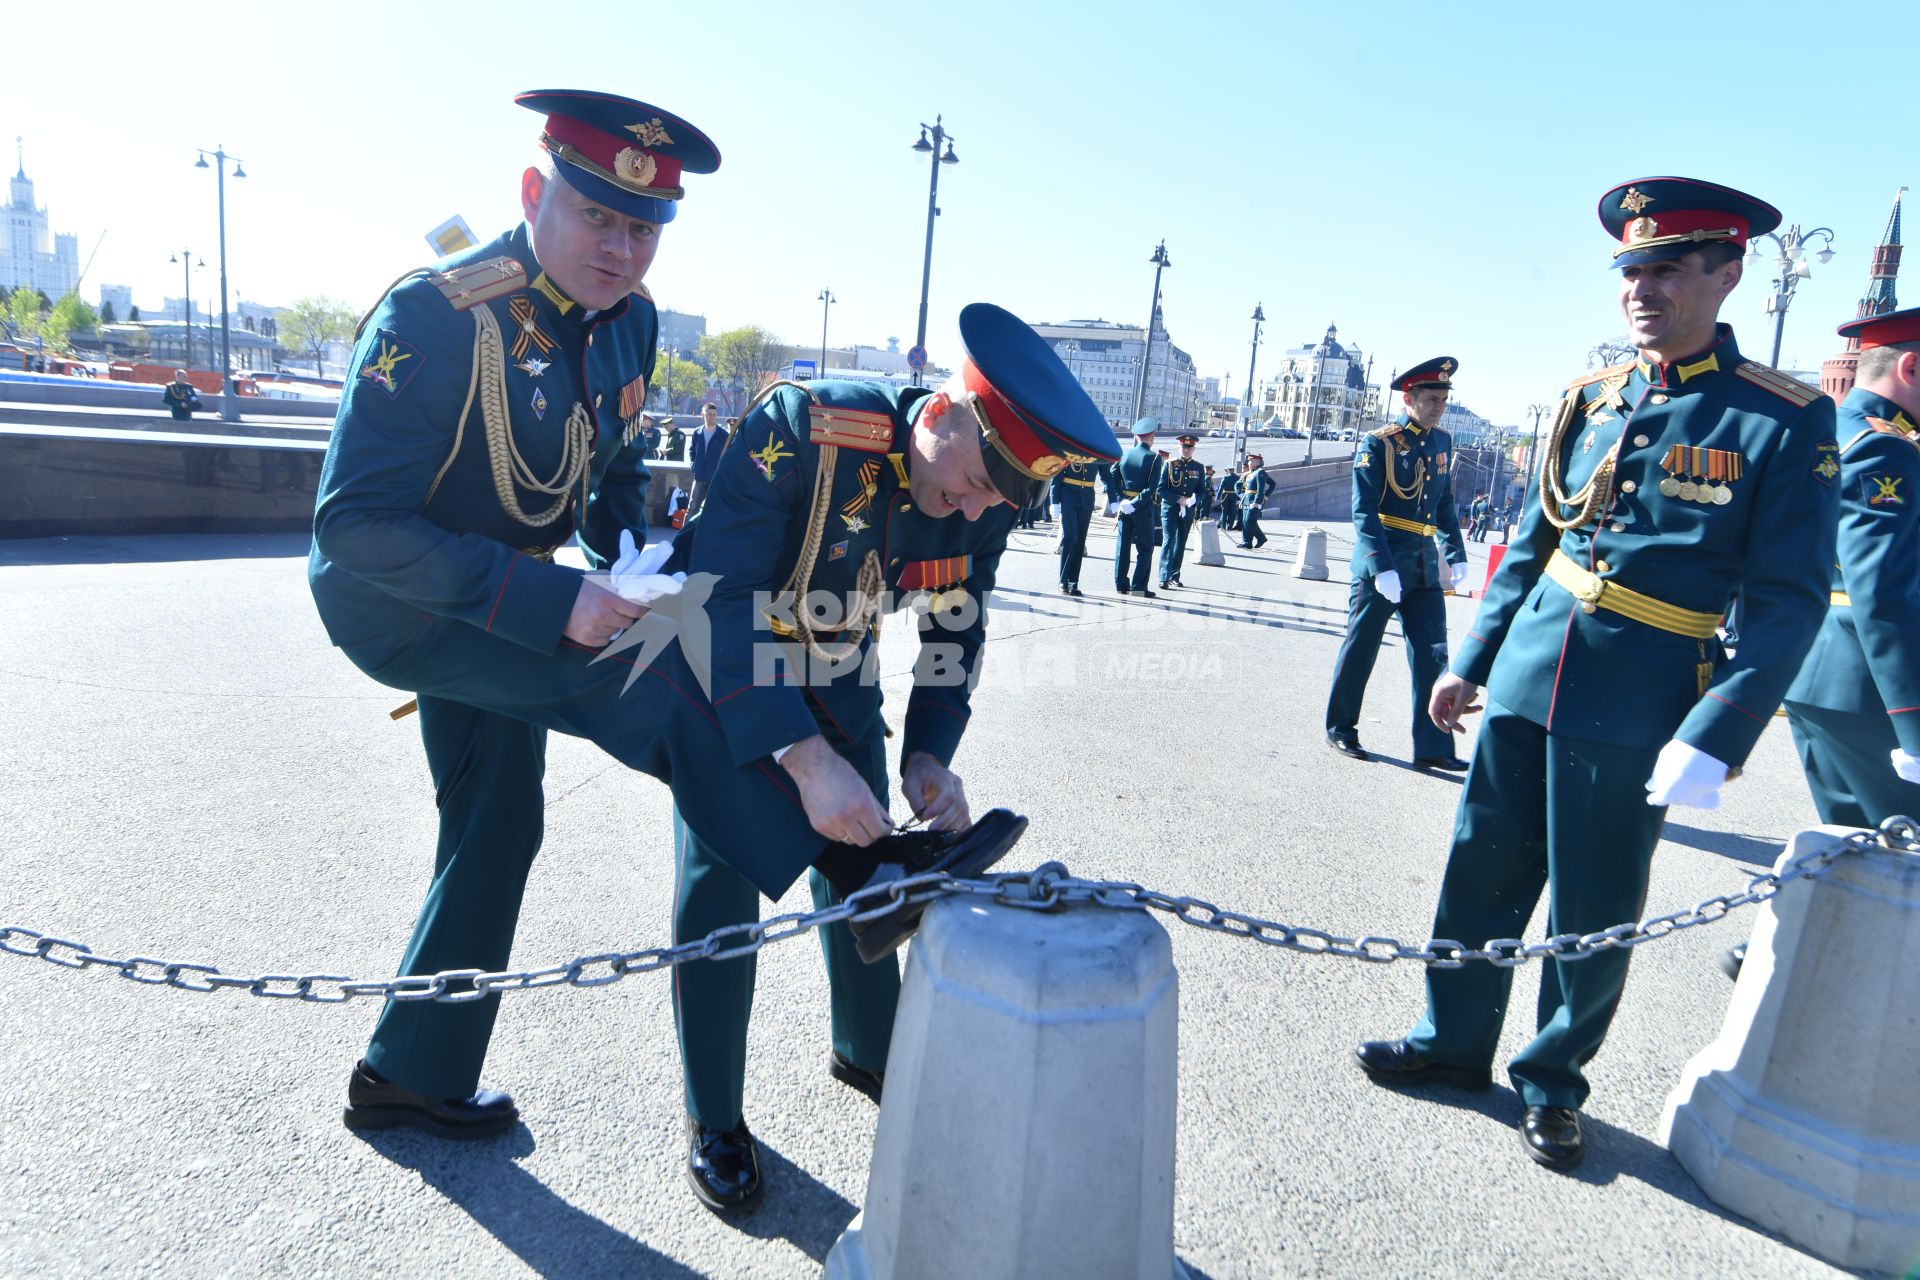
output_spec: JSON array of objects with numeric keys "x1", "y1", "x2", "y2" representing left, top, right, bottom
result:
[
  {"x1": 1659, "y1": 475, "x2": 1681, "y2": 497},
  {"x1": 1712, "y1": 484, "x2": 1732, "y2": 506},
  {"x1": 1677, "y1": 479, "x2": 1697, "y2": 501},
  {"x1": 530, "y1": 386, "x2": 548, "y2": 420}
]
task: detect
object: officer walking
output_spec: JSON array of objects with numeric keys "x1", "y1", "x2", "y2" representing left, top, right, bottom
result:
[
  {"x1": 1049, "y1": 452, "x2": 1101, "y2": 596},
  {"x1": 1112, "y1": 418, "x2": 1163, "y2": 596},
  {"x1": 1217, "y1": 466, "x2": 1241, "y2": 532},
  {"x1": 1324, "y1": 359, "x2": 1471, "y2": 768},
  {"x1": 1238, "y1": 453, "x2": 1273, "y2": 549},
  {"x1": 1156, "y1": 433, "x2": 1206, "y2": 589},
  {"x1": 1355, "y1": 177, "x2": 1838, "y2": 1173}
]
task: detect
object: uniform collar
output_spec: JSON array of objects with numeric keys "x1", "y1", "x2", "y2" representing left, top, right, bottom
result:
[
  {"x1": 1394, "y1": 413, "x2": 1425, "y2": 436},
  {"x1": 1842, "y1": 386, "x2": 1920, "y2": 435},
  {"x1": 1635, "y1": 323, "x2": 1739, "y2": 389}
]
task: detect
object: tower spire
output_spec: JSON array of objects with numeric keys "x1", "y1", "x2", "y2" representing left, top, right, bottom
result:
[
  {"x1": 14, "y1": 136, "x2": 21, "y2": 179},
  {"x1": 1821, "y1": 187, "x2": 1908, "y2": 398}
]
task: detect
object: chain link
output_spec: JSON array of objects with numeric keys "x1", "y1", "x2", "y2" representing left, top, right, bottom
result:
[{"x1": 4, "y1": 820, "x2": 1912, "y2": 1004}]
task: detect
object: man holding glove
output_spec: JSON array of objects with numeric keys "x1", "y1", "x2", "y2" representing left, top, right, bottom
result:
[
  {"x1": 1355, "y1": 177, "x2": 1839, "y2": 1172},
  {"x1": 1155, "y1": 433, "x2": 1207, "y2": 589},
  {"x1": 1111, "y1": 418, "x2": 1164, "y2": 596},
  {"x1": 1324, "y1": 357, "x2": 1471, "y2": 767}
]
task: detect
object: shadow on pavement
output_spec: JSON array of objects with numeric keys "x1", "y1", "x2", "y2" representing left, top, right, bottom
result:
[
  {"x1": 1660, "y1": 822, "x2": 1784, "y2": 868},
  {"x1": 358, "y1": 1125, "x2": 705, "y2": 1279},
  {"x1": 0, "y1": 531, "x2": 313, "y2": 566},
  {"x1": 723, "y1": 1138, "x2": 858, "y2": 1261}
]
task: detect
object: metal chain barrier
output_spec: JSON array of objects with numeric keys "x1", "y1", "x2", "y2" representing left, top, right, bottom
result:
[{"x1": 5, "y1": 818, "x2": 1914, "y2": 1004}]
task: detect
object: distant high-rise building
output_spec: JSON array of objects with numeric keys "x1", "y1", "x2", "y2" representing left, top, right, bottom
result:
[
  {"x1": 1262, "y1": 324, "x2": 1373, "y2": 438},
  {"x1": 1030, "y1": 315, "x2": 1203, "y2": 433},
  {"x1": 658, "y1": 308, "x2": 707, "y2": 358},
  {"x1": 1822, "y1": 188, "x2": 1905, "y2": 400},
  {"x1": 2, "y1": 142, "x2": 79, "y2": 298}
]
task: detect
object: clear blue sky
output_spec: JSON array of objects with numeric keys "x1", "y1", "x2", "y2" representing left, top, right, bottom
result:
[{"x1": 9, "y1": 0, "x2": 1912, "y2": 423}]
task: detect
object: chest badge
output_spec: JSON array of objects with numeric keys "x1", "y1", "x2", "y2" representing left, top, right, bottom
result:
[
  {"x1": 530, "y1": 386, "x2": 548, "y2": 420},
  {"x1": 516, "y1": 355, "x2": 550, "y2": 378},
  {"x1": 506, "y1": 296, "x2": 557, "y2": 362},
  {"x1": 841, "y1": 459, "x2": 882, "y2": 532}
]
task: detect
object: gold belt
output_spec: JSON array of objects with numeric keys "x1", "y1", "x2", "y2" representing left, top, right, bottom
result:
[
  {"x1": 1830, "y1": 591, "x2": 1851, "y2": 607},
  {"x1": 1124, "y1": 489, "x2": 1143, "y2": 498},
  {"x1": 1062, "y1": 477, "x2": 1094, "y2": 487},
  {"x1": 1380, "y1": 513, "x2": 1437, "y2": 536},
  {"x1": 391, "y1": 544, "x2": 560, "y2": 720},
  {"x1": 1544, "y1": 549, "x2": 1721, "y2": 639}
]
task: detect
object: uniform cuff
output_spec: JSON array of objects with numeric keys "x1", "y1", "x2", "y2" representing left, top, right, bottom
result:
[{"x1": 484, "y1": 559, "x2": 582, "y2": 655}]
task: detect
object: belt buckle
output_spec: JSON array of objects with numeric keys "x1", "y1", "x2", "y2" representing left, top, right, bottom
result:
[{"x1": 1574, "y1": 578, "x2": 1605, "y2": 605}]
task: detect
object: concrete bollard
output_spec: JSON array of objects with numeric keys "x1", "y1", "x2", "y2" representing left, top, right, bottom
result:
[
  {"x1": 1661, "y1": 823, "x2": 1920, "y2": 1275},
  {"x1": 826, "y1": 892, "x2": 1186, "y2": 1280},
  {"x1": 1195, "y1": 518, "x2": 1225, "y2": 567},
  {"x1": 1291, "y1": 525, "x2": 1329, "y2": 580}
]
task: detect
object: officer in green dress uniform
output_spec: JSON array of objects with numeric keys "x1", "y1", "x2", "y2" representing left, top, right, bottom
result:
[
  {"x1": 1784, "y1": 305, "x2": 1920, "y2": 824},
  {"x1": 1356, "y1": 177, "x2": 1839, "y2": 1172},
  {"x1": 1112, "y1": 418, "x2": 1163, "y2": 596},
  {"x1": 665, "y1": 302, "x2": 1120, "y2": 1210},
  {"x1": 1324, "y1": 358, "x2": 1471, "y2": 768},
  {"x1": 1237, "y1": 453, "x2": 1273, "y2": 548},
  {"x1": 1156, "y1": 433, "x2": 1206, "y2": 588},
  {"x1": 311, "y1": 93, "x2": 1046, "y2": 1149},
  {"x1": 1217, "y1": 467, "x2": 1241, "y2": 532},
  {"x1": 1049, "y1": 453, "x2": 1101, "y2": 596}
]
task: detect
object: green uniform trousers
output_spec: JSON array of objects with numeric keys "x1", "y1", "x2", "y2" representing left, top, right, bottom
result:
[
  {"x1": 670, "y1": 730, "x2": 900, "y2": 1131},
  {"x1": 1406, "y1": 702, "x2": 1663, "y2": 1109},
  {"x1": 364, "y1": 695, "x2": 548, "y2": 1099},
  {"x1": 1325, "y1": 575, "x2": 1453, "y2": 759},
  {"x1": 1785, "y1": 702, "x2": 1920, "y2": 830}
]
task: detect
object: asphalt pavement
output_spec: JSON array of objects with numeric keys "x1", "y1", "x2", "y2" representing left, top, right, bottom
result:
[{"x1": 0, "y1": 516, "x2": 1860, "y2": 1278}]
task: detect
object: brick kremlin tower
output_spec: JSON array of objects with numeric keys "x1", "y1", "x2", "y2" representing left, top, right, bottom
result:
[{"x1": 1821, "y1": 187, "x2": 1906, "y2": 399}]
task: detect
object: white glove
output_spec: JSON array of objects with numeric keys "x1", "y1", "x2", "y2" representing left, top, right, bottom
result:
[
  {"x1": 1893, "y1": 748, "x2": 1920, "y2": 784},
  {"x1": 1180, "y1": 495, "x2": 1195, "y2": 511},
  {"x1": 1450, "y1": 563, "x2": 1471, "y2": 590},
  {"x1": 1104, "y1": 502, "x2": 1118, "y2": 518},
  {"x1": 1049, "y1": 504, "x2": 1062, "y2": 521},
  {"x1": 608, "y1": 529, "x2": 687, "y2": 606},
  {"x1": 1118, "y1": 500, "x2": 1137, "y2": 515},
  {"x1": 1645, "y1": 739, "x2": 1731, "y2": 809},
  {"x1": 1373, "y1": 569, "x2": 1403, "y2": 603}
]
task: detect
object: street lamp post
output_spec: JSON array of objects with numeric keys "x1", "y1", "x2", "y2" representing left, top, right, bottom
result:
[
  {"x1": 1303, "y1": 339, "x2": 1329, "y2": 467},
  {"x1": 167, "y1": 250, "x2": 202, "y2": 372},
  {"x1": 817, "y1": 288, "x2": 835, "y2": 380},
  {"x1": 908, "y1": 116, "x2": 958, "y2": 387},
  {"x1": 1744, "y1": 222, "x2": 1836, "y2": 369},
  {"x1": 1131, "y1": 240, "x2": 1172, "y2": 421},
  {"x1": 1523, "y1": 401, "x2": 1550, "y2": 481},
  {"x1": 195, "y1": 145, "x2": 246, "y2": 421},
  {"x1": 1238, "y1": 303, "x2": 1264, "y2": 472}
]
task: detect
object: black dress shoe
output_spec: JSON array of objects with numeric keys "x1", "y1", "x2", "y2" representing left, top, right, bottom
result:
[
  {"x1": 827, "y1": 1049, "x2": 885, "y2": 1103},
  {"x1": 1326, "y1": 728, "x2": 1369, "y2": 761},
  {"x1": 686, "y1": 1115, "x2": 763, "y2": 1212},
  {"x1": 1135, "y1": 589, "x2": 1158, "y2": 599},
  {"x1": 1413, "y1": 755, "x2": 1470, "y2": 772},
  {"x1": 1159, "y1": 581, "x2": 1176, "y2": 590},
  {"x1": 1066, "y1": 586, "x2": 1084, "y2": 597},
  {"x1": 1718, "y1": 940, "x2": 1747, "y2": 981},
  {"x1": 1520, "y1": 1105, "x2": 1584, "y2": 1171},
  {"x1": 1353, "y1": 1039, "x2": 1492, "y2": 1091},
  {"x1": 342, "y1": 1059, "x2": 518, "y2": 1140},
  {"x1": 846, "y1": 809, "x2": 1030, "y2": 963}
]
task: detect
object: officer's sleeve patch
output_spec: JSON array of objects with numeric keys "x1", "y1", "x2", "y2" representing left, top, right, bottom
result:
[
  {"x1": 1812, "y1": 440, "x2": 1841, "y2": 485},
  {"x1": 356, "y1": 330, "x2": 424, "y2": 399},
  {"x1": 1863, "y1": 472, "x2": 1907, "y2": 508},
  {"x1": 749, "y1": 432, "x2": 796, "y2": 483}
]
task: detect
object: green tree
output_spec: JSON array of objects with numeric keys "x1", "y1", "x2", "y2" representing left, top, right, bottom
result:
[
  {"x1": 1589, "y1": 337, "x2": 1635, "y2": 368},
  {"x1": 276, "y1": 295, "x2": 357, "y2": 375},
  {"x1": 698, "y1": 325, "x2": 781, "y2": 404},
  {"x1": 128, "y1": 304, "x2": 141, "y2": 322},
  {"x1": 45, "y1": 294, "x2": 98, "y2": 351},
  {"x1": 655, "y1": 351, "x2": 707, "y2": 412},
  {"x1": 5, "y1": 287, "x2": 42, "y2": 343},
  {"x1": 99, "y1": 300, "x2": 118, "y2": 325}
]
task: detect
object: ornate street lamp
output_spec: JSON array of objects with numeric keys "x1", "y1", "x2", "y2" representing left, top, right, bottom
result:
[
  {"x1": 1238, "y1": 303, "x2": 1264, "y2": 471},
  {"x1": 195, "y1": 145, "x2": 246, "y2": 420},
  {"x1": 1131, "y1": 240, "x2": 1172, "y2": 421},
  {"x1": 908, "y1": 116, "x2": 958, "y2": 387},
  {"x1": 167, "y1": 250, "x2": 203, "y2": 372},
  {"x1": 1744, "y1": 223, "x2": 1836, "y2": 368},
  {"x1": 818, "y1": 288, "x2": 835, "y2": 380}
]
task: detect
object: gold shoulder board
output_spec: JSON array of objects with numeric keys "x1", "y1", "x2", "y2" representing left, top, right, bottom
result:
[
  {"x1": 1733, "y1": 361, "x2": 1823, "y2": 408},
  {"x1": 431, "y1": 257, "x2": 527, "y2": 313},
  {"x1": 809, "y1": 404, "x2": 895, "y2": 453},
  {"x1": 632, "y1": 282, "x2": 653, "y2": 303},
  {"x1": 1370, "y1": 423, "x2": 1403, "y2": 440}
]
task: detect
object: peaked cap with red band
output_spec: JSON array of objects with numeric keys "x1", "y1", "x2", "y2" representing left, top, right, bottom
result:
[
  {"x1": 1838, "y1": 305, "x2": 1920, "y2": 350},
  {"x1": 1393, "y1": 356, "x2": 1458, "y2": 392},
  {"x1": 516, "y1": 89, "x2": 721, "y2": 225},
  {"x1": 955, "y1": 302, "x2": 1120, "y2": 504},
  {"x1": 1599, "y1": 176, "x2": 1780, "y2": 268}
]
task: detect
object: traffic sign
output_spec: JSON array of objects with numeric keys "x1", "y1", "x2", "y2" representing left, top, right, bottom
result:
[{"x1": 906, "y1": 345, "x2": 928, "y2": 371}]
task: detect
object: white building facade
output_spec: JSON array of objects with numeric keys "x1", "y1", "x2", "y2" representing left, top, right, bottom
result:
[
  {"x1": 1260, "y1": 324, "x2": 1375, "y2": 438},
  {"x1": 3, "y1": 151, "x2": 79, "y2": 298},
  {"x1": 1030, "y1": 315, "x2": 1205, "y2": 434}
]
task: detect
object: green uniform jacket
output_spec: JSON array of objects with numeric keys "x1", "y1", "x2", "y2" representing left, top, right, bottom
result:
[
  {"x1": 682, "y1": 380, "x2": 1014, "y2": 772},
  {"x1": 1350, "y1": 416, "x2": 1468, "y2": 586},
  {"x1": 310, "y1": 224, "x2": 657, "y2": 654},
  {"x1": 1785, "y1": 389, "x2": 1920, "y2": 754},
  {"x1": 1239, "y1": 466, "x2": 1274, "y2": 511},
  {"x1": 1454, "y1": 326, "x2": 1838, "y2": 764},
  {"x1": 1049, "y1": 457, "x2": 1101, "y2": 510},
  {"x1": 1155, "y1": 456, "x2": 1206, "y2": 512}
]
